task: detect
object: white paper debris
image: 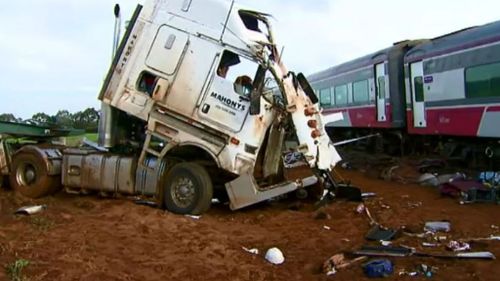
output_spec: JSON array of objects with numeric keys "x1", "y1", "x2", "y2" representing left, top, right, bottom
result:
[
  {"x1": 185, "y1": 215, "x2": 201, "y2": 220},
  {"x1": 242, "y1": 247, "x2": 259, "y2": 255}
]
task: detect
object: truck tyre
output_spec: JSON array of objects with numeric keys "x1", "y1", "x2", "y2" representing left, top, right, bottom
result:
[
  {"x1": 162, "y1": 162, "x2": 213, "y2": 215},
  {"x1": 9, "y1": 152, "x2": 60, "y2": 198}
]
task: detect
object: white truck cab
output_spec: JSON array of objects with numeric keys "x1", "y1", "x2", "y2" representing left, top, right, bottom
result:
[
  {"x1": 4, "y1": 0, "x2": 343, "y2": 215},
  {"x1": 97, "y1": 0, "x2": 343, "y2": 213}
]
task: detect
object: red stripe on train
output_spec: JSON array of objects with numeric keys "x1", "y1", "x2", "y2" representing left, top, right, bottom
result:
[
  {"x1": 407, "y1": 107, "x2": 484, "y2": 136},
  {"x1": 487, "y1": 106, "x2": 500, "y2": 112},
  {"x1": 323, "y1": 104, "x2": 393, "y2": 128}
]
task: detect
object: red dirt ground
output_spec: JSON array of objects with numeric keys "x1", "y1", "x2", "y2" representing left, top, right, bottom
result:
[{"x1": 0, "y1": 168, "x2": 498, "y2": 281}]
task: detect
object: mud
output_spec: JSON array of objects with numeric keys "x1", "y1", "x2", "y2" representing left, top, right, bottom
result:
[{"x1": 0, "y1": 168, "x2": 498, "y2": 280}]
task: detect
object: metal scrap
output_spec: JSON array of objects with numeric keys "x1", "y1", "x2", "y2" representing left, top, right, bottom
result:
[
  {"x1": 323, "y1": 254, "x2": 367, "y2": 276},
  {"x1": 14, "y1": 205, "x2": 47, "y2": 215},
  {"x1": 446, "y1": 241, "x2": 471, "y2": 252}
]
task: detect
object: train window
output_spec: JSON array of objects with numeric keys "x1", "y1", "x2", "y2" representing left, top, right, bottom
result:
[
  {"x1": 414, "y1": 76, "x2": 424, "y2": 102},
  {"x1": 335, "y1": 85, "x2": 348, "y2": 105},
  {"x1": 465, "y1": 62, "x2": 500, "y2": 98},
  {"x1": 320, "y1": 88, "x2": 332, "y2": 106},
  {"x1": 353, "y1": 80, "x2": 369, "y2": 103},
  {"x1": 377, "y1": 77, "x2": 386, "y2": 99}
]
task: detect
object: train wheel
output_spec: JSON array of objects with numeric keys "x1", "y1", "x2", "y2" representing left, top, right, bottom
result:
[
  {"x1": 9, "y1": 152, "x2": 61, "y2": 198},
  {"x1": 162, "y1": 162, "x2": 213, "y2": 215}
]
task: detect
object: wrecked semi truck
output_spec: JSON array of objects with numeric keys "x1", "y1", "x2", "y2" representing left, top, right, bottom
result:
[{"x1": 0, "y1": 0, "x2": 344, "y2": 214}]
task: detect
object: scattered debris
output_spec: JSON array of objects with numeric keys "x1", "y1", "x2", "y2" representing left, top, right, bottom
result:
[
  {"x1": 379, "y1": 203, "x2": 391, "y2": 209},
  {"x1": 365, "y1": 225, "x2": 398, "y2": 241},
  {"x1": 323, "y1": 225, "x2": 331, "y2": 230},
  {"x1": 353, "y1": 245, "x2": 414, "y2": 257},
  {"x1": 14, "y1": 205, "x2": 47, "y2": 216},
  {"x1": 422, "y1": 242, "x2": 439, "y2": 247},
  {"x1": 362, "y1": 192, "x2": 377, "y2": 198},
  {"x1": 242, "y1": 247, "x2": 259, "y2": 255},
  {"x1": 424, "y1": 221, "x2": 451, "y2": 233},
  {"x1": 336, "y1": 184, "x2": 363, "y2": 202},
  {"x1": 323, "y1": 254, "x2": 367, "y2": 275},
  {"x1": 446, "y1": 241, "x2": 471, "y2": 252},
  {"x1": 403, "y1": 231, "x2": 428, "y2": 239},
  {"x1": 185, "y1": 215, "x2": 201, "y2": 220},
  {"x1": 407, "y1": 202, "x2": 423, "y2": 208},
  {"x1": 437, "y1": 236, "x2": 448, "y2": 242},
  {"x1": 399, "y1": 270, "x2": 418, "y2": 277},
  {"x1": 420, "y1": 263, "x2": 437, "y2": 278},
  {"x1": 380, "y1": 165, "x2": 400, "y2": 181},
  {"x1": 418, "y1": 173, "x2": 439, "y2": 187},
  {"x1": 440, "y1": 180, "x2": 499, "y2": 204},
  {"x1": 380, "y1": 241, "x2": 392, "y2": 246},
  {"x1": 265, "y1": 247, "x2": 285, "y2": 265},
  {"x1": 364, "y1": 205, "x2": 379, "y2": 225},
  {"x1": 362, "y1": 259, "x2": 393, "y2": 278},
  {"x1": 464, "y1": 235, "x2": 500, "y2": 242},
  {"x1": 283, "y1": 152, "x2": 306, "y2": 168},
  {"x1": 340, "y1": 161, "x2": 352, "y2": 170},
  {"x1": 134, "y1": 200, "x2": 157, "y2": 207},
  {"x1": 353, "y1": 245, "x2": 496, "y2": 260},
  {"x1": 478, "y1": 171, "x2": 500, "y2": 185},
  {"x1": 356, "y1": 203, "x2": 365, "y2": 214},
  {"x1": 313, "y1": 208, "x2": 331, "y2": 220},
  {"x1": 417, "y1": 159, "x2": 446, "y2": 173},
  {"x1": 399, "y1": 264, "x2": 438, "y2": 277}
]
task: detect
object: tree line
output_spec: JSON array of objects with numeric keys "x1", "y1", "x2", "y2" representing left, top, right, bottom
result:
[{"x1": 0, "y1": 108, "x2": 99, "y2": 133}]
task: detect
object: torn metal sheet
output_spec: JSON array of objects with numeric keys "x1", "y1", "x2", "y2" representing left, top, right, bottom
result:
[{"x1": 15, "y1": 205, "x2": 47, "y2": 215}]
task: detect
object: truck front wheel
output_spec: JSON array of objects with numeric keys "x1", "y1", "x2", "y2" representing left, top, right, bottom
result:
[
  {"x1": 162, "y1": 162, "x2": 213, "y2": 215},
  {"x1": 9, "y1": 152, "x2": 60, "y2": 198}
]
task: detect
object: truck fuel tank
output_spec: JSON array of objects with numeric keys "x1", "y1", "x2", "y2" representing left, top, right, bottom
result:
[{"x1": 62, "y1": 149, "x2": 136, "y2": 195}]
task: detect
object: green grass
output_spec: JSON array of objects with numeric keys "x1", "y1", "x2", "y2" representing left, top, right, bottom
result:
[
  {"x1": 63, "y1": 133, "x2": 98, "y2": 147},
  {"x1": 5, "y1": 259, "x2": 30, "y2": 281},
  {"x1": 29, "y1": 217, "x2": 54, "y2": 231}
]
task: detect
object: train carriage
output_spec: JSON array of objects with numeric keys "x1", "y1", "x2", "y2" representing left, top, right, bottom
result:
[
  {"x1": 308, "y1": 41, "x2": 421, "y2": 132},
  {"x1": 404, "y1": 21, "x2": 500, "y2": 139},
  {"x1": 308, "y1": 19, "x2": 500, "y2": 163}
]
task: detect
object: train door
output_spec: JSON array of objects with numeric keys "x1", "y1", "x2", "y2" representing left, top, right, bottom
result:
[
  {"x1": 375, "y1": 63, "x2": 387, "y2": 122},
  {"x1": 410, "y1": 61, "x2": 427, "y2": 127}
]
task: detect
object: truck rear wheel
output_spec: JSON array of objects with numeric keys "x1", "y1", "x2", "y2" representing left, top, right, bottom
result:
[
  {"x1": 9, "y1": 152, "x2": 60, "y2": 198},
  {"x1": 162, "y1": 162, "x2": 213, "y2": 215}
]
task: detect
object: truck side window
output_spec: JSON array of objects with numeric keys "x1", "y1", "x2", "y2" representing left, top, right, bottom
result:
[
  {"x1": 216, "y1": 50, "x2": 257, "y2": 97},
  {"x1": 137, "y1": 72, "x2": 158, "y2": 96}
]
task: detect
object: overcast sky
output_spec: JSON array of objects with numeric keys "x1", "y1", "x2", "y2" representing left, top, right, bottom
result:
[{"x1": 1, "y1": 0, "x2": 499, "y2": 119}]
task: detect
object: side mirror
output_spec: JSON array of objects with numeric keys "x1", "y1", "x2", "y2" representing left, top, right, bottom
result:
[{"x1": 297, "y1": 73, "x2": 318, "y2": 104}]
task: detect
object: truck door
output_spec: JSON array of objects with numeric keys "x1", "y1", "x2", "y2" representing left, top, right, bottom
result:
[
  {"x1": 375, "y1": 63, "x2": 387, "y2": 122},
  {"x1": 410, "y1": 61, "x2": 427, "y2": 127},
  {"x1": 198, "y1": 50, "x2": 252, "y2": 132}
]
